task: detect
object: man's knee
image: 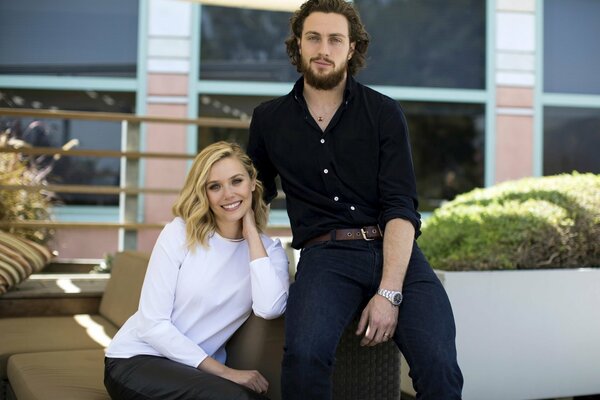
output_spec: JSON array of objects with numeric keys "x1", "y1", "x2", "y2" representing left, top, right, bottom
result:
[{"x1": 283, "y1": 340, "x2": 334, "y2": 371}]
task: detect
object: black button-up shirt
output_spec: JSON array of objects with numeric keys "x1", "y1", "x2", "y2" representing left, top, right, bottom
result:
[{"x1": 248, "y1": 76, "x2": 421, "y2": 249}]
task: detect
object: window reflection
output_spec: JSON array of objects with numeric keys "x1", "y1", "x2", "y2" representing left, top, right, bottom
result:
[
  {"x1": 0, "y1": 0, "x2": 138, "y2": 77},
  {"x1": 544, "y1": 0, "x2": 600, "y2": 95},
  {"x1": 0, "y1": 89, "x2": 135, "y2": 205},
  {"x1": 403, "y1": 102, "x2": 485, "y2": 211},
  {"x1": 544, "y1": 107, "x2": 600, "y2": 175},
  {"x1": 355, "y1": 0, "x2": 485, "y2": 89},
  {"x1": 200, "y1": 6, "x2": 297, "y2": 82}
]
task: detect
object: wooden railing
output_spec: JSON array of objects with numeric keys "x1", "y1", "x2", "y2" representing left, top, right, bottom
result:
[{"x1": 0, "y1": 107, "x2": 262, "y2": 250}]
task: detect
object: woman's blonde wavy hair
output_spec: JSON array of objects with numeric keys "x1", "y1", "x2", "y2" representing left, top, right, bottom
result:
[{"x1": 172, "y1": 141, "x2": 268, "y2": 249}]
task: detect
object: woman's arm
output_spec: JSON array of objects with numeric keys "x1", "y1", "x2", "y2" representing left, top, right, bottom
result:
[{"x1": 243, "y1": 211, "x2": 290, "y2": 319}]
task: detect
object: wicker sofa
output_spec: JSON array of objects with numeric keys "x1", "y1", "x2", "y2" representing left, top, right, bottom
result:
[{"x1": 0, "y1": 250, "x2": 400, "y2": 400}]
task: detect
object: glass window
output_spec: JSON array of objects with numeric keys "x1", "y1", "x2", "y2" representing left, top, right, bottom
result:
[
  {"x1": 543, "y1": 107, "x2": 600, "y2": 175},
  {"x1": 197, "y1": 93, "x2": 259, "y2": 149},
  {"x1": 355, "y1": 0, "x2": 486, "y2": 89},
  {"x1": 0, "y1": 0, "x2": 138, "y2": 77},
  {"x1": 544, "y1": 0, "x2": 600, "y2": 95},
  {"x1": 200, "y1": 6, "x2": 297, "y2": 82},
  {"x1": 403, "y1": 102, "x2": 485, "y2": 211},
  {"x1": 0, "y1": 89, "x2": 135, "y2": 205}
]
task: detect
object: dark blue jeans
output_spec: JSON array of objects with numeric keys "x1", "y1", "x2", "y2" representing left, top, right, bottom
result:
[{"x1": 281, "y1": 239, "x2": 463, "y2": 400}]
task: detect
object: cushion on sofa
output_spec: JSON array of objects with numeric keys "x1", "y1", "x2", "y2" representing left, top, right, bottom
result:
[
  {"x1": 0, "y1": 251, "x2": 150, "y2": 380},
  {"x1": 0, "y1": 315, "x2": 118, "y2": 380},
  {"x1": 226, "y1": 314, "x2": 285, "y2": 400},
  {"x1": 0, "y1": 231, "x2": 52, "y2": 295},
  {"x1": 7, "y1": 349, "x2": 109, "y2": 400},
  {"x1": 98, "y1": 251, "x2": 149, "y2": 328}
]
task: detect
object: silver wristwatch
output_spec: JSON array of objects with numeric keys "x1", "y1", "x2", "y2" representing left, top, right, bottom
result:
[{"x1": 377, "y1": 288, "x2": 403, "y2": 306}]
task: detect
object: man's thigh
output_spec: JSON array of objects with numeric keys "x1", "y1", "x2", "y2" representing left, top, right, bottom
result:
[
  {"x1": 394, "y1": 243, "x2": 458, "y2": 364},
  {"x1": 285, "y1": 241, "x2": 380, "y2": 355}
]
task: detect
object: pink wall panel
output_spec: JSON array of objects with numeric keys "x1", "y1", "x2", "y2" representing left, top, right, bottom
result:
[{"x1": 495, "y1": 115, "x2": 534, "y2": 183}]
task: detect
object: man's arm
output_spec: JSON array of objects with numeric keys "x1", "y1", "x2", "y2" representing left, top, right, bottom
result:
[
  {"x1": 247, "y1": 109, "x2": 278, "y2": 203},
  {"x1": 356, "y1": 218, "x2": 414, "y2": 346}
]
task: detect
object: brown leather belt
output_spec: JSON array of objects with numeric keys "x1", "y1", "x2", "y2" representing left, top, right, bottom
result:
[{"x1": 303, "y1": 225, "x2": 383, "y2": 248}]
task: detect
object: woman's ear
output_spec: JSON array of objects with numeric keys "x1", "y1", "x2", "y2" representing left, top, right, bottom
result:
[{"x1": 251, "y1": 179, "x2": 256, "y2": 192}]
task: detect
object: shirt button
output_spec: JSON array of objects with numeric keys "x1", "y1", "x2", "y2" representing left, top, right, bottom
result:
[
  {"x1": 320, "y1": 139, "x2": 325, "y2": 144},
  {"x1": 334, "y1": 196, "x2": 339, "y2": 201},
  {"x1": 350, "y1": 206, "x2": 356, "y2": 211},
  {"x1": 323, "y1": 169, "x2": 329, "y2": 174}
]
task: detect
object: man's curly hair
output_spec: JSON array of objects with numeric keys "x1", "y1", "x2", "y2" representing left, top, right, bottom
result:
[{"x1": 285, "y1": 0, "x2": 370, "y2": 76}]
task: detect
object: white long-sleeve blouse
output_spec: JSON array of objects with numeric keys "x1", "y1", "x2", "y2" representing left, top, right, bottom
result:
[{"x1": 105, "y1": 217, "x2": 289, "y2": 368}]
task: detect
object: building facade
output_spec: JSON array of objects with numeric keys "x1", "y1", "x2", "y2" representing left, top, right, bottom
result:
[{"x1": 0, "y1": 0, "x2": 598, "y2": 258}]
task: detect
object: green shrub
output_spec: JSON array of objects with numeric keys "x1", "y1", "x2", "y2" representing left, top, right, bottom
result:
[{"x1": 419, "y1": 172, "x2": 600, "y2": 271}]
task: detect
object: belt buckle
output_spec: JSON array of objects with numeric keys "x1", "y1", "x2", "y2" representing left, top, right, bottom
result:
[{"x1": 360, "y1": 227, "x2": 375, "y2": 241}]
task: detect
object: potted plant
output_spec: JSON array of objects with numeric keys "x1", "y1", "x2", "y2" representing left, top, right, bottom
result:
[
  {"x1": 401, "y1": 172, "x2": 600, "y2": 400},
  {"x1": 0, "y1": 129, "x2": 54, "y2": 294}
]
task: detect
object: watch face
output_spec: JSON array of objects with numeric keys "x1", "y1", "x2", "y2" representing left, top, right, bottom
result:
[{"x1": 393, "y1": 293, "x2": 402, "y2": 305}]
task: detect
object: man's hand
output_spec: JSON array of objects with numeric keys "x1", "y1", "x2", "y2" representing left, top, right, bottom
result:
[{"x1": 356, "y1": 294, "x2": 398, "y2": 346}]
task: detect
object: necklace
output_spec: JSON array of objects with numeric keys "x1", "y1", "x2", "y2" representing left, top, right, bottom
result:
[{"x1": 306, "y1": 101, "x2": 340, "y2": 123}]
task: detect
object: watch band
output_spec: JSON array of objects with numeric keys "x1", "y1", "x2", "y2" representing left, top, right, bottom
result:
[{"x1": 377, "y1": 288, "x2": 403, "y2": 306}]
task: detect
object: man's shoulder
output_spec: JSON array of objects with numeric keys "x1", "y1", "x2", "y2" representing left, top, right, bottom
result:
[
  {"x1": 254, "y1": 91, "x2": 294, "y2": 117},
  {"x1": 355, "y1": 79, "x2": 397, "y2": 107}
]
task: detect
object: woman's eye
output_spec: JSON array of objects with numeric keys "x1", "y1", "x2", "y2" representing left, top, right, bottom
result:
[
  {"x1": 232, "y1": 178, "x2": 243, "y2": 185},
  {"x1": 208, "y1": 184, "x2": 220, "y2": 191}
]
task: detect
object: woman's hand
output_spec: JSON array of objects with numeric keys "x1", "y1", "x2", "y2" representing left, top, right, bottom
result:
[
  {"x1": 242, "y1": 208, "x2": 259, "y2": 241},
  {"x1": 221, "y1": 368, "x2": 269, "y2": 394},
  {"x1": 198, "y1": 357, "x2": 268, "y2": 394},
  {"x1": 243, "y1": 209, "x2": 268, "y2": 261}
]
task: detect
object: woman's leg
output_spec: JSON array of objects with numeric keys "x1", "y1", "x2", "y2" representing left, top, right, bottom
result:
[{"x1": 104, "y1": 355, "x2": 268, "y2": 400}]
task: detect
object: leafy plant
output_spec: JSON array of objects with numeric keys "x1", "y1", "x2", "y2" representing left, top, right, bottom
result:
[
  {"x1": 419, "y1": 172, "x2": 600, "y2": 271},
  {"x1": 0, "y1": 129, "x2": 54, "y2": 244}
]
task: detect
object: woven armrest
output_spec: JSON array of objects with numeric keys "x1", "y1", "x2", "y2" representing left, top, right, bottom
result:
[{"x1": 333, "y1": 319, "x2": 401, "y2": 400}]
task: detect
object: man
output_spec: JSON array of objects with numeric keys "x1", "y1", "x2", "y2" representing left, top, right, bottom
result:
[{"x1": 247, "y1": 0, "x2": 463, "y2": 398}]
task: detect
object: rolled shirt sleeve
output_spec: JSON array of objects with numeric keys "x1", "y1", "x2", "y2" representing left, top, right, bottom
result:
[{"x1": 377, "y1": 100, "x2": 422, "y2": 237}]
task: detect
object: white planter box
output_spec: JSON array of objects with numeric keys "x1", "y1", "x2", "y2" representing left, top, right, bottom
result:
[{"x1": 401, "y1": 268, "x2": 600, "y2": 400}]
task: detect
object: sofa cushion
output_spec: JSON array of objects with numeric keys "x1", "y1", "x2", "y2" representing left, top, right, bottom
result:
[
  {"x1": 0, "y1": 231, "x2": 52, "y2": 295},
  {"x1": 0, "y1": 251, "x2": 148, "y2": 380},
  {"x1": 226, "y1": 314, "x2": 285, "y2": 400},
  {"x1": 0, "y1": 315, "x2": 117, "y2": 379},
  {"x1": 98, "y1": 251, "x2": 149, "y2": 328},
  {"x1": 7, "y1": 349, "x2": 109, "y2": 400}
]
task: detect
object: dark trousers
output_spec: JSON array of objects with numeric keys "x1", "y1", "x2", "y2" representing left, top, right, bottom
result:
[
  {"x1": 281, "y1": 240, "x2": 463, "y2": 400},
  {"x1": 104, "y1": 355, "x2": 269, "y2": 400}
]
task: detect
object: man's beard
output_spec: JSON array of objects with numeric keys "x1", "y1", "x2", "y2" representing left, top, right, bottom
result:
[{"x1": 301, "y1": 56, "x2": 347, "y2": 90}]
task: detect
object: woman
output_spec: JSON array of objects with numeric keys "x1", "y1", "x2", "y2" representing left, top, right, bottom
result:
[{"x1": 104, "y1": 142, "x2": 289, "y2": 400}]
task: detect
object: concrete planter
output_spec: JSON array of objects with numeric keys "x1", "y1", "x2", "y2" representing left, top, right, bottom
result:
[{"x1": 401, "y1": 268, "x2": 600, "y2": 400}]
